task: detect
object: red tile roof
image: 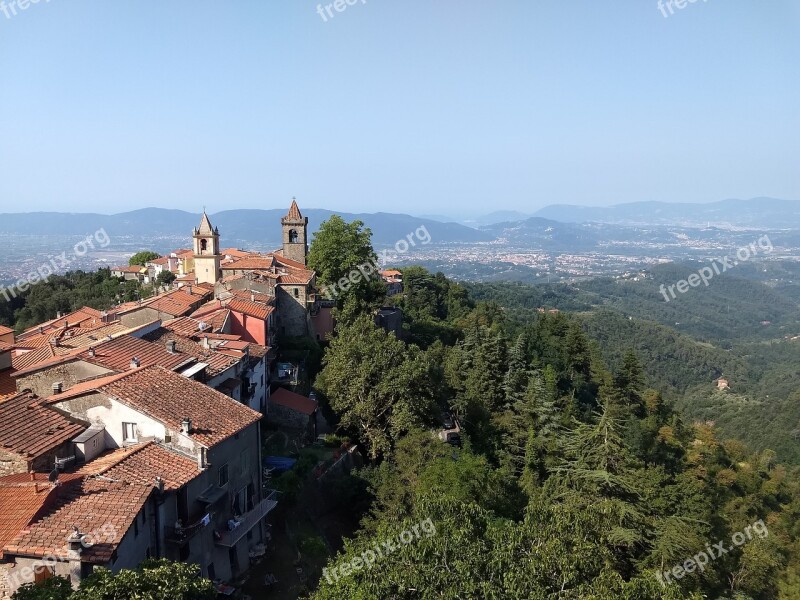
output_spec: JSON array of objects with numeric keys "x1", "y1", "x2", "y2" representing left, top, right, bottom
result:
[
  {"x1": 0, "y1": 341, "x2": 12, "y2": 352},
  {"x1": 78, "y1": 335, "x2": 197, "y2": 373},
  {"x1": 285, "y1": 199, "x2": 303, "y2": 221},
  {"x1": 0, "y1": 392, "x2": 86, "y2": 460},
  {"x1": 78, "y1": 442, "x2": 198, "y2": 491},
  {"x1": 141, "y1": 328, "x2": 238, "y2": 377},
  {"x1": 4, "y1": 477, "x2": 151, "y2": 564},
  {"x1": 112, "y1": 265, "x2": 147, "y2": 274},
  {"x1": 0, "y1": 474, "x2": 65, "y2": 558},
  {"x1": 0, "y1": 326, "x2": 14, "y2": 336},
  {"x1": 222, "y1": 257, "x2": 276, "y2": 271},
  {"x1": 227, "y1": 299, "x2": 274, "y2": 321},
  {"x1": 51, "y1": 366, "x2": 262, "y2": 448},
  {"x1": 0, "y1": 368, "x2": 16, "y2": 400},
  {"x1": 270, "y1": 388, "x2": 318, "y2": 416}
]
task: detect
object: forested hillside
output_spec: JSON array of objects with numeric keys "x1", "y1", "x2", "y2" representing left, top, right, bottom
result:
[{"x1": 308, "y1": 254, "x2": 800, "y2": 599}]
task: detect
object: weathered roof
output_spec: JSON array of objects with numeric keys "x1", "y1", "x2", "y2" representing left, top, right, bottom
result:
[
  {"x1": 270, "y1": 388, "x2": 318, "y2": 416},
  {"x1": 0, "y1": 392, "x2": 86, "y2": 460}
]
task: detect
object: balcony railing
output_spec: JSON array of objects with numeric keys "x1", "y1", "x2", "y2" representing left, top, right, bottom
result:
[{"x1": 214, "y1": 491, "x2": 279, "y2": 548}]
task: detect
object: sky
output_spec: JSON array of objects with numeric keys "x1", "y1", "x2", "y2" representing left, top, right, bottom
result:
[{"x1": 0, "y1": 1, "x2": 798, "y2": 217}]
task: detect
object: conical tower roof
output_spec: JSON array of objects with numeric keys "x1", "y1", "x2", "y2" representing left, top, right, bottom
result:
[
  {"x1": 286, "y1": 198, "x2": 303, "y2": 221},
  {"x1": 196, "y1": 212, "x2": 216, "y2": 236}
]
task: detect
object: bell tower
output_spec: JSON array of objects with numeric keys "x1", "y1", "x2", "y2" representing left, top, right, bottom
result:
[
  {"x1": 193, "y1": 211, "x2": 221, "y2": 284},
  {"x1": 281, "y1": 198, "x2": 308, "y2": 265}
]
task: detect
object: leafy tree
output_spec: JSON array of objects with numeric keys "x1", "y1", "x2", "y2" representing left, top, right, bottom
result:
[
  {"x1": 128, "y1": 251, "x2": 161, "y2": 266},
  {"x1": 315, "y1": 315, "x2": 437, "y2": 459},
  {"x1": 156, "y1": 270, "x2": 176, "y2": 287},
  {"x1": 72, "y1": 559, "x2": 215, "y2": 600},
  {"x1": 12, "y1": 577, "x2": 72, "y2": 600},
  {"x1": 307, "y1": 216, "x2": 385, "y2": 321},
  {"x1": 13, "y1": 560, "x2": 214, "y2": 600}
]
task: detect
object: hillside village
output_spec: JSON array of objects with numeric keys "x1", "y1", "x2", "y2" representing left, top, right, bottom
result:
[{"x1": 0, "y1": 201, "x2": 399, "y2": 598}]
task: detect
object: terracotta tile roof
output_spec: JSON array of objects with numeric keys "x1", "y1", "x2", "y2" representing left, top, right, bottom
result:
[
  {"x1": 277, "y1": 274, "x2": 313, "y2": 285},
  {"x1": 52, "y1": 366, "x2": 261, "y2": 448},
  {"x1": 285, "y1": 199, "x2": 303, "y2": 221},
  {"x1": 78, "y1": 442, "x2": 198, "y2": 491},
  {"x1": 0, "y1": 369, "x2": 16, "y2": 400},
  {"x1": 147, "y1": 256, "x2": 170, "y2": 266},
  {"x1": 176, "y1": 273, "x2": 196, "y2": 282},
  {"x1": 162, "y1": 317, "x2": 205, "y2": 338},
  {"x1": 78, "y1": 335, "x2": 197, "y2": 373},
  {"x1": 0, "y1": 341, "x2": 12, "y2": 352},
  {"x1": 270, "y1": 388, "x2": 318, "y2": 416},
  {"x1": 0, "y1": 474, "x2": 65, "y2": 558},
  {"x1": 273, "y1": 254, "x2": 310, "y2": 271},
  {"x1": 222, "y1": 257, "x2": 276, "y2": 271},
  {"x1": 0, "y1": 392, "x2": 86, "y2": 460},
  {"x1": 4, "y1": 478, "x2": 151, "y2": 564},
  {"x1": 141, "y1": 328, "x2": 238, "y2": 377},
  {"x1": 143, "y1": 289, "x2": 206, "y2": 317},
  {"x1": 227, "y1": 289, "x2": 274, "y2": 304},
  {"x1": 173, "y1": 248, "x2": 192, "y2": 256},
  {"x1": 227, "y1": 298, "x2": 274, "y2": 321},
  {"x1": 0, "y1": 326, "x2": 14, "y2": 336},
  {"x1": 195, "y1": 283, "x2": 215, "y2": 292},
  {"x1": 221, "y1": 248, "x2": 253, "y2": 259},
  {"x1": 12, "y1": 346, "x2": 56, "y2": 371},
  {"x1": 190, "y1": 303, "x2": 230, "y2": 332},
  {"x1": 112, "y1": 265, "x2": 147, "y2": 274},
  {"x1": 47, "y1": 370, "x2": 138, "y2": 402},
  {"x1": 19, "y1": 308, "x2": 105, "y2": 340}
]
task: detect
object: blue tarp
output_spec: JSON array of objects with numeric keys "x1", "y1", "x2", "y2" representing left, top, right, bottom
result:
[{"x1": 264, "y1": 456, "x2": 297, "y2": 474}]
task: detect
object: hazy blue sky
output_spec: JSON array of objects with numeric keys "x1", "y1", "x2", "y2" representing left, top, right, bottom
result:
[{"x1": 0, "y1": 1, "x2": 798, "y2": 216}]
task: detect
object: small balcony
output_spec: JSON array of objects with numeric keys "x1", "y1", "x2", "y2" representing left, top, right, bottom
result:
[
  {"x1": 165, "y1": 522, "x2": 206, "y2": 547},
  {"x1": 214, "y1": 491, "x2": 279, "y2": 548}
]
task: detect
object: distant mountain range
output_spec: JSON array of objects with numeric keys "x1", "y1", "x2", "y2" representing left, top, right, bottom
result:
[
  {"x1": 0, "y1": 208, "x2": 492, "y2": 248},
  {"x1": 418, "y1": 198, "x2": 800, "y2": 229},
  {"x1": 2, "y1": 198, "x2": 798, "y2": 256},
  {"x1": 532, "y1": 197, "x2": 800, "y2": 229}
]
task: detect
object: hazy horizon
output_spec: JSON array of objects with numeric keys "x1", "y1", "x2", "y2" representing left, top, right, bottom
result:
[{"x1": 1, "y1": 1, "x2": 798, "y2": 215}]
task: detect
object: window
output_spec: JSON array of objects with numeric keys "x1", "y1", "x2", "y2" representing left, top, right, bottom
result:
[
  {"x1": 293, "y1": 288, "x2": 299, "y2": 298},
  {"x1": 122, "y1": 423, "x2": 137, "y2": 443},
  {"x1": 240, "y1": 450, "x2": 249, "y2": 476},
  {"x1": 218, "y1": 464, "x2": 229, "y2": 487}
]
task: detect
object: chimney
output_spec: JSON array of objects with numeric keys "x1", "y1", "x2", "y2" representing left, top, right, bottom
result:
[
  {"x1": 197, "y1": 447, "x2": 207, "y2": 470},
  {"x1": 187, "y1": 285, "x2": 192, "y2": 295},
  {"x1": 181, "y1": 417, "x2": 192, "y2": 435},
  {"x1": 251, "y1": 292, "x2": 255, "y2": 302},
  {"x1": 66, "y1": 527, "x2": 84, "y2": 586},
  {"x1": 166, "y1": 340, "x2": 177, "y2": 354},
  {"x1": 52, "y1": 382, "x2": 63, "y2": 394},
  {"x1": 154, "y1": 476, "x2": 165, "y2": 494},
  {"x1": 202, "y1": 336, "x2": 210, "y2": 350},
  {"x1": 88, "y1": 347, "x2": 96, "y2": 358},
  {"x1": 130, "y1": 357, "x2": 140, "y2": 369},
  {"x1": 56, "y1": 311, "x2": 63, "y2": 319}
]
